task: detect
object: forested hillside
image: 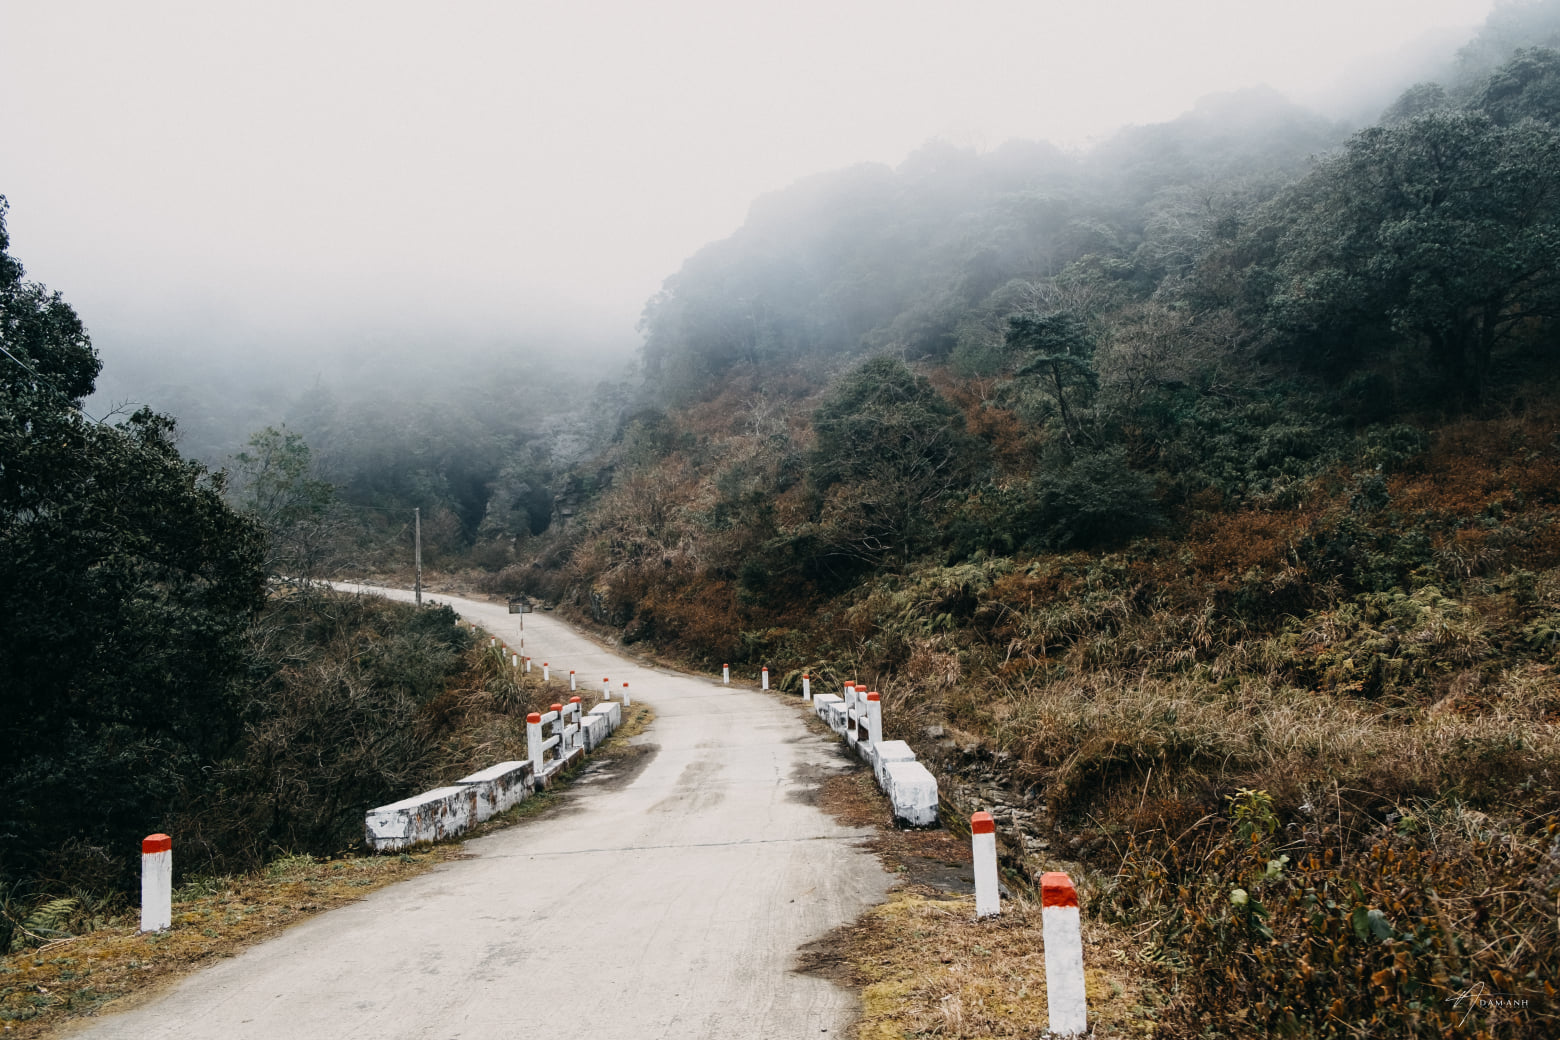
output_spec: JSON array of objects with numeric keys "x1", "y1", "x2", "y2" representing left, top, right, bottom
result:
[
  {"x1": 0, "y1": 202, "x2": 577, "y2": 968},
  {"x1": 492, "y1": 12, "x2": 1560, "y2": 1036}
]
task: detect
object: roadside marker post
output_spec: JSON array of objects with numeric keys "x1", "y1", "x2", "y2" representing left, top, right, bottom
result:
[
  {"x1": 761, "y1": 666, "x2": 769, "y2": 690},
  {"x1": 511, "y1": 654, "x2": 519, "y2": 668},
  {"x1": 527, "y1": 711, "x2": 543, "y2": 767},
  {"x1": 972, "y1": 812, "x2": 999, "y2": 918},
  {"x1": 602, "y1": 677, "x2": 610, "y2": 700},
  {"x1": 802, "y1": 673, "x2": 811, "y2": 701},
  {"x1": 622, "y1": 681, "x2": 631, "y2": 707},
  {"x1": 524, "y1": 656, "x2": 532, "y2": 673},
  {"x1": 723, "y1": 663, "x2": 729, "y2": 685},
  {"x1": 570, "y1": 670, "x2": 576, "y2": 691},
  {"x1": 1042, "y1": 872, "x2": 1088, "y2": 1036},
  {"x1": 543, "y1": 662, "x2": 550, "y2": 681},
  {"x1": 866, "y1": 691, "x2": 882, "y2": 745},
  {"x1": 141, "y1": 834, "x2": 172, "y2": 933}
]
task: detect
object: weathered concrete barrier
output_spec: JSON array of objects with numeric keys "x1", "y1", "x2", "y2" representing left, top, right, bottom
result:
[
  {"x1": 364, "y1": 785, "x2": 479, "y2": 851},
  {"x1": 883, "y1": 760, "x2": 939, "y2": 827},
  {"x1": 873, "y1": 740, "x2": 916, "y2": 788},
  {"x1": 580, "y1": 710, "x2": 610, "y2": 751},
  {"x1": 141, "y1": 834, "x2": 172, "y2": 932},
  {"x1": 590, "y1": 700, "x2": 622, "y2": 729},
  {"x1": 456, "y1": 760, "x2": 534, "y2": 822}
]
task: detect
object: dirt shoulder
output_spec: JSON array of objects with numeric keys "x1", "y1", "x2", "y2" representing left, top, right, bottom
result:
[{"x1": 794, "y1": 702, "x2": 1164, "y2": 1039}]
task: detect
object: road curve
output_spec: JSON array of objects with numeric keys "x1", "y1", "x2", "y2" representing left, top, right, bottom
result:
[{"x1": 68, "y1": 585, "x2": 892, "y2": 1040}]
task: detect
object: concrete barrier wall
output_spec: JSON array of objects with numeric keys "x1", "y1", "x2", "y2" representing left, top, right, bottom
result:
[
  {"x1": 365, "y1": 785, "x2": 480, "y2": 852},
  {"x1": 883, "y1": 760, "x2": 939, "y2": 827},
  {"x1": 806, "y1": 687, "x2": 939, "y2": 827},
  {"x1": 365, "y1": 665, "x2": 627, "y2": 851},
  {"x1": 456, "y1": 760, "x2": 535, "y2": 822}
]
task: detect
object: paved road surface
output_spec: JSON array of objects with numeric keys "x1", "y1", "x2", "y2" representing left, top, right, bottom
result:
[{"x1": 69, "y1": 585, "x2": 891, "y2": 1040}]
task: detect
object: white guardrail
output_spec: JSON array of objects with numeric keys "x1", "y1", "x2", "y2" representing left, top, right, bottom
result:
[{"x1": 362, "y1": 681, "x2": 626, "y2": 852}]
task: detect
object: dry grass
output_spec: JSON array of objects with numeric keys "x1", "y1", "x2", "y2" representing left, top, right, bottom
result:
[
  {"x1": 0, "y1": 702, "x2": 656, "y2": 1039},
  {"x1": 806, "y1": 739, "x2": 1160, "y2": 1038}
]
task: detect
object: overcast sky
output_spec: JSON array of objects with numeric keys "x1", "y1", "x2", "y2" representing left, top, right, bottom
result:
[{"x1": 0, "y1": 0, "x2": 1497, "y2": 368}]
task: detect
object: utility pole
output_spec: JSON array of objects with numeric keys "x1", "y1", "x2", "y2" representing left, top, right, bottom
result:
[{"x1": 413, "y1": 507, "x2": 423, "y2": 608}]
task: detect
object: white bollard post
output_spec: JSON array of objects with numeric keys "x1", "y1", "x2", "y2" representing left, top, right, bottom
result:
[
  {"x1": 543, "y1": 662, "x2": 550, "y2": 681},
  {"x1": 511, "y1": 654, "x2": 519, "y2": 668},
  {"x1": 723, "y1": 663, "x2": 730, "y2": 685},
  {"x1": 570, "y1": 670, "x2": 576, "y2": 691},
  {"x1": 1042, "y1": 872, "x2": 1088, "y2": 1035},
  {"x1": 761, "y1": 666, "x2": 769, "y2": 690},
  {"x1": 602, "y1": 677, "x2": 610, "y2": 700},
  {"x1": 490, "y1": 637, "x2": 496, "y2": 648},
  {"x1": 622, "y1": 681, "x2": 631, "y2": 707},
  {"x1": 527, "y1": 712, "x2": 544, "y2": 766},
  {"x1": 866, "y1": 691, "x2": 882, "y2": 744},
  {"x1": 972, "y1": 811, "x2": 999, "y2": 918},
  {"x1": 802, "y1": 673, "x2": 811, "y2": 701},
  {"x1": 525, "y1": 656, "x2": 532, "y2": 673},
  {"x1": 141, "y1": 833, "x2": 172, "y2": 932}
]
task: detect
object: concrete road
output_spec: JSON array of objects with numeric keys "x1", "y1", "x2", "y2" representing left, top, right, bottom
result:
[{"x1": 69, "y1": 585, "x2": 891, "y2": 1040}]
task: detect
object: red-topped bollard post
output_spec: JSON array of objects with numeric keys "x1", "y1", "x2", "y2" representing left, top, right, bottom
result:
[
  {"x1": 526, "y1": 712, "x2": 544, "y2": 767},
  {"x1": 543, "y1": 662, "x2": 550, "y2": 681},
  {"x1": 761, "y1": 666, "x2": 769, "y2": 690},
  {"x1": 1042, "y1": 872, "x2": 1088, "y2": 1035},
  {"x1": 866, "y1": 691, "x2": 882, "y2": 745},
  {"x1": 802, "y1": 672, "x2": 811, "y2": 702},
  {"x1": 141, "y1": 834, "x2": 172, "y2": 932},
  {"x1": 569, "y1": 669, "x2": 576, "y2": 691},
  {"x1": 511, "y1": 653, "x2": 519, "y2": 669},
  {"x1": 622, "y1": 681, "x2": 631, "y2": 707},
  {"x1": 723, "y1": 663, "x2": 729, "y2": 685},
  {"x1": 971, "y1": 812, "x2": 999, "y2": 918},
  {"x1": 524, "y1": 656, "x2": 532, "y2": 673},
  {"x1": 602, "y1": 677, "x2": 610, "y2": 700}
]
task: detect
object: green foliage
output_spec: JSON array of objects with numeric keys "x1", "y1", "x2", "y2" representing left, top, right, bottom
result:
[
  {"x1": 0, "y1": 198, "x2": 267, "y2": 890},
  {"x1": 1252, "y1": 105, "x2": 1560, "y2": 403},
  {"x1": 810, "y1": 356, "x2": 988, "y2": 566},
  {"x1": 232, "y1": 425, "x2": 338, "y2": 579}
]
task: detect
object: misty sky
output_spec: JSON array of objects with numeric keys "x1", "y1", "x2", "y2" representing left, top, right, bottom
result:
[{"x1": 0, "y1": 0, "x2": 1497, "y2": 368}]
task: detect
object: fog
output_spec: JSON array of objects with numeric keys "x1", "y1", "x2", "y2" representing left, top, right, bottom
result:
[{"x1": 0, "y1": 0, "x2": 1497, "y2": 421}]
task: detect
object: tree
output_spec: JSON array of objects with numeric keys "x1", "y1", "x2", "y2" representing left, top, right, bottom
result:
[
  {"x1": 810, "y1": 356, "x2": 986, "y2": 567},
  {"x1": 0, "y1": 197, "x2": 267, "y2": 887},
  {"x1": 1004, "y1": 311, "x2": 1098, "y2": 444},
  {"x1": 1258, "y1": 109, "x2": 1560, "y2": 403},
  {"x1": 232, "y1": 425, "x2": 338, "y2": 581}
]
